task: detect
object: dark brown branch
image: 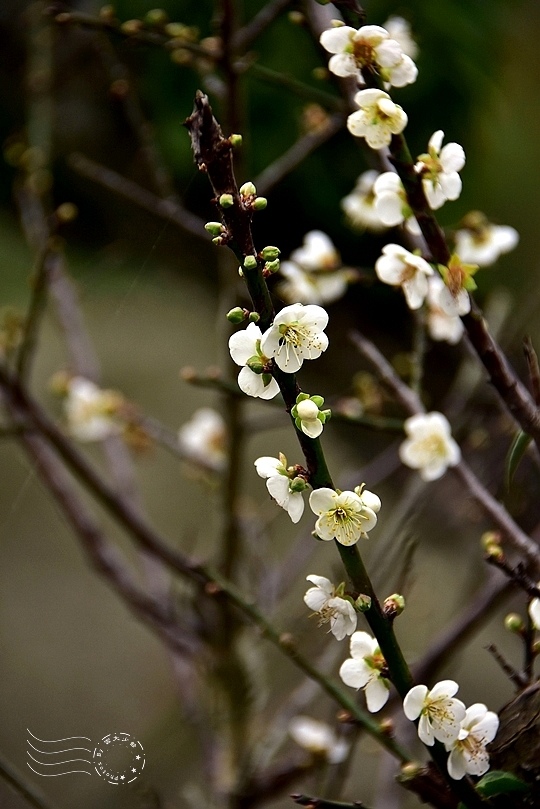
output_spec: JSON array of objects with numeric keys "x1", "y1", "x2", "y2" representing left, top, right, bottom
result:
[
  {"x1": 233, "y1": 0, "x2": 293, "y2": 52},
  {"x1": 524, "y1": 335, "x2": 540, "y2": 407}
]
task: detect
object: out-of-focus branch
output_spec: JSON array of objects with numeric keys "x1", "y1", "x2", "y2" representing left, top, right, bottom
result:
[
  {"x1": 68, "y1": 153, "x2": 207, "y2": 241},
  {"x1": 233, "y1": 0, "x2": 293, "y2": 52},
  {"x1": 292, "y1": 795, "x2": 372, "y2": 809},
  {"x1": 350, "y1": 329, "x2": 540, "y2": 574}
]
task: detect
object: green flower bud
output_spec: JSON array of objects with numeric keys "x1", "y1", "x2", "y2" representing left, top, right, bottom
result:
[
  {"x1": 384, "y1": 593, "x2": 405, "y2": 617},
  {"x1": 230, "y1": 134, "x2": 243, "y2": 148},
  {"x1": 219, "y1": 193, "x2": 234, "y2": 208},
  {"x1": 212, "y1": 236, "x2": 223, "y2": 246},
  {"x1": 246, "y1": 355, "x2": 264, "y2": 374},
  {"x1": 504, "y1": 613, "x2": 524, "y2": 633},
  {"x1": 144, "y1": 8, "x2": 168, "y2": 26},
  {"x1": 120, "y1": 19, "x2": 143, "y2": 35},
  {"x1": 289, "y1": 476, "x2": 308, "y2": 493},
  {"x1": 226, "y1": 307, "x2": 247, "y2": 324},
  {"x1": 264, "y1": 259, "x2": 280, "y2": 273},
  {"x1": 239, "y1": 181, "x2": 256, "y2": 197},
  {"x1": 243, "y1": 255, "x2": 258, "y2": 270},
  {"x1": 205, "y1": 221, "x2": 223, "y2": 236},
  {"x1": 248, "y1": 311, "x2": 260, "y2": 323},
  {"x1": 354, "y1": 594, "x2": 372, "y2": 612},
  {"x1": 252, "y1": 197, "x2": 268, "y2": 210},
  {"x1": 165, "y1": 22, "x2": 189, "y2": 37},
  {"x1": 261, "y1": 246, "x2": 280, "y2": 261}
]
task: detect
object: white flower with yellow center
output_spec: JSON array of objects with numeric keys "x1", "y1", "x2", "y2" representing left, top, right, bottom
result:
[
  {"x1": 341, "y1": 170, "x2": 387, "y2": 232},
  {"x1": 426, "y1": 275, "x2": 464, "y2": 345},
  {"x1": 403, "y1": 680, "x2": 466, "y2": 746},
  {"x1": 347, "y1": 89, "x2": 408, "y2": 150},
  {"x1": 445, "y1": 703, "x2": 499, "y2": 780},
  {"x1": 178, "y1": 408, "x2": 226, "y2": 471},
  {"x1": 277, "y1": 231, "x2": 353, "y2": 305},
  {"x1": 339, "y1": 631, "x2": 390, "y2": 712},
  {"x1": 399, "y1": 412, "x2": 461, "y2": 481},
  {"x1": 416, "y1": 131, "x2": 465, "y2": 210},
  {"x1": 304, "y1": 575, "x2": 357, "y2": 641},
  {"x1": 260, "y1": 303, "x2": 328, "y2": 374},
  {"x1": 454, "y1": 215, "x2": 519, "y2": 267},
  {"x1": 64, "y1": 377, "x2": 122, "y2": 442},
  {"x1": 228, "y1": 321, "x2": 280, "y2": 399},
  {"x1": 309, "y1": 487, "x2": 379, "y2": 546},
  {"x1": 288, "y1": 716, "x2": 349, "y2": 763},
  {"x1": 290, "y1": 230, "x2": 340, "y2": 272},
  {"x1": 254, "y1": 454, "x2": 306, "y2": 523},
  {"x1": 375, "y1": 244, "x2": 433, "y2": 310}
]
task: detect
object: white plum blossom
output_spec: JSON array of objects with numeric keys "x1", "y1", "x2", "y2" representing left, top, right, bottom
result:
[
  {"x1": 178, "y1": 407, "x2": 226, "y2": 471},
  {"x1": 341, "y1": 170, "x2": 387, "y2": 232},
  {"x1": 304, "y1": 575, "x2": 357, "y2": 640},
  {"x1": 375, "y1": 244, "x2": 433, "y2": 310},
  {"x1": 339, "y1": 631, "x2": 390, "y2": 712},
  {"x1": 260, "y1": 303, "x2": 328, "y2": 373},
  {"x1": 382, "y1": 16, "x2": 418, "y2": 59},
  {"x1": 373, "y1": 172, "x2": 410, "y2": 227},
  {"x1": 347, "y1": 89, "x2": 408, "y2": 150},
  {"x1": 454, "y1": 217, "x2": 519, "y2": 267},
  {"x1": 529, "y1": 595, "x2": 540, "y2": 629},
  {"x1": 403, "y1": 680, "x2": 466, "y2": 746},
  {"x1": 288, "y1": 716, "x2": 349, "y2": 763},
  {"x1": 229, "y1": 321, "x2": 280, "y2": 399},
  {"x1": 277, "y1": 231, "x2": 354, "y2": 305},
  {"x1": 426, "y1": 275, "x2": 464, "y2": 344},
  {"x1": 64, "y1": 376, "x2": 122, "y2": 442},
  {"x1": 416, "y1": 131, "x2": 465, "y2": 210},
  {"x1": 254, "y1": 454, "x2": 306, "y2": 523},
  {"x1": 309, "y1": 487, "x2": 379, "y2": 546},
  {"x1": 319, "y1": 24, "x2": 417, "y2": 87},
  {"x1": 445, "y1": 704, "x2": 499, "y2": 780},
  {"x1": 399, "y1": 412, "x2": 461, "y2": 481},
  {"x1": 437, "y1": 254, "x2": 478, "y2": 317}
]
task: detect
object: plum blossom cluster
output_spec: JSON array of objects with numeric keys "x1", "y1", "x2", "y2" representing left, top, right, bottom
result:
[
  {"x1": 320, "y1": 23, "x2": 417, "y2": 88},
  {"x1": 404, "y1": 681, "x2": 499, "y2": 780},
  {"x1": 228, "y1": 302, "x2": 328, "y2": 397},
  {"x1": 277, "y1": 231, "x2": 356, "y2": 305}
]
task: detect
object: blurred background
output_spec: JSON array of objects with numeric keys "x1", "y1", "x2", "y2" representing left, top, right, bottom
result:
[{"x1": 0, "y1": 0, "x2": 539, "y2": 807}]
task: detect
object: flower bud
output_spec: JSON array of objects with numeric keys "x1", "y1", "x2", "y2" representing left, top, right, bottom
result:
[
  {"x1": 205, "y1": 221, "x2": 223, "y2": 236},
  {"x1": 354, "y1": 594, "x2": 372, "y2": 612},
  {"x1": 481, "y1": 530, "x2": 502, "y2": 551},
  {"x1": 165, "y1": 22, "x2": 189, "y2": 37},
  {"x1": 229, "y1": 134, "x2": 243, "y2": 148},
  {"x1": 399, "y1": 762, "x2": 423, "y2": 782},
  {"x1": 144, "y1": 8, "x2": 168, "y2": 26},
  {"x1": 297, "y1": 399, "x2": 319, "y2": 421},
  {"x1": 120, "y1": 19, "x2": 143, "y2": 35},
  {"x1": 239, "y1": 181, "x2": 256, "y2": 197},
  {"x1": 219, "y1": 193, "x2": 234, "y2": 208},
  {"x1": 261, "y1": 246, "x2": 280, "y2": 261},
  {"x1": 248, "y1": 311, "x2": 260, "y2": 323},
  {"x1": 289, "y1": 476, "x2": 308, "y2": 493},
  {"x1": 252, "y1": 197, "x2": 268, "y2": 210},
  {"x1": 264, "y1": 259, "x2": 280, "y2": 273},
  {"x1": 246, "y1": 355, "x2": 264, "y2": 374},
  {"x1": 243, "y1": 254, "x2": 258, "y2": 270},
  {"x1": 383, "y1": 593, "x2": 405, "y2": 618},
  {"x1": 212, "y1": 236, "x2": 223, "y2": 245},
  {"x1": 310, "y1": 395, "x2": 324, "y2": 408},
  {"x1": 99, "y1": 6, "x2": 116, "y2": 22},
  {"x1": 226, "y1": 307, "x2": 246, "y2": 324},
  {"x1": 56, "y1": 202, "x2": 78, "y2": 223},
  {"x1": 504, "y1": 613, "x2": 524, "y2": 633}
]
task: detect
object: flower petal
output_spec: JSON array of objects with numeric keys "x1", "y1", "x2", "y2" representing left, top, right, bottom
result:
[
  {"x1": 228, "y1": 322, "x2": 261, "y2": 365},
  {"x1": 309, "y1": 487, "x2": 336, "y2": 515},
  {"x1": 255, "y1": 456, "x2": 282, "y2": 479},
  {"x1": 403, "y1": 684, "x2": 427, "y2": 720},
  {"x1": 365, "y1": 678, "x2": 390, "y2": 713}
]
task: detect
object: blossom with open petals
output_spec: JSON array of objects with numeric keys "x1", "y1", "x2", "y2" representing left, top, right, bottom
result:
[
  {"x1": 309, "y1": 487, "x2": 378, "y2": 545},
  {"x1": 375, "y1": 244, "x2": 433, "y2": 310},
  {"x1": 320, "y1": 24, "x2": 416, "y2": 87},
  {"x1": 255, "y1": 454, "x2": 306, "y2": 523},
  {"x1": 454, "y1": 212, "x2": 519, "y2": 267},
  {"x1": 178, "y1": 407, "x2": 226, "y2": 471},
  {"x1": 289, "y1": 716, "x2": 349, "y2": 763},
  {"x1": 445, "y1": 704, "x2": 499, "y2": 780},
  {"x1": 64, "y1": 377, "x2": 122, "y2": 442},
  {"x1": 383, "y1": 16, "x2": 418, "y2": 59},
  {"x1": 437, "y1": 254, "x2": 478, "y2": 316},
  {"x1": 290, "y1": 231, "x2": 340, "y2": 272},
  {"x1": 341, "y1": 170, "x2": 387, "y2": 232},
  {"x1": 229, "y1": 321, "x2": 280, "y2": 399},
  {"x1": 416, "y1": 131, "x2": 465, "y2": 210},
  {"x1": 529, "y1": 595, "x2": 540, "y2": 629},
  {"x1": 260, "y1": 303, "x2": 328, "y2": 373},
  {"x1": 426, "y1": 275, "x2": 464, "y2": 344},
  {"x1": 278, "y1": 231, "x2": 353, "y2": 305},
  {"x1": 399, "y1": 412, "x2": 461, "y2": 481},
  {"x1": 339, "y1": 631, "x2": 390, "y2": 712},
  {"x1": 403, "y1": 680, "x2": 466, "y2": 746},
  {"x1": 304, "y1": 575, "x2": 357, "y2": 640},
  {"x1": 347, "y1": 89, "x2": 407, "y2": 150}
]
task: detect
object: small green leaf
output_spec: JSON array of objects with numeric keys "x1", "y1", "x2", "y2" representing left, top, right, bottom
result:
[
  {"x1": 476, "y1": 770, "x2": 529, "y2": 798},
  {"x1": 505, "y1": 430, "x2": 532, "y2": 491}
]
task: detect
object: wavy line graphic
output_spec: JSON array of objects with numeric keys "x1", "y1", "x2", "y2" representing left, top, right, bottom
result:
[
  {"x1": 27, "y1": 729, "x2": 91, "y2": 744},
  {"x1": 27, "y1": 752, "x2": 92, "y2": 767},
  {"x1": 27, "y1": 764, "x2": 92, "y2": 777},
  {"x1": 27, "y1": 740, "x2": 92, "y2": 755}
]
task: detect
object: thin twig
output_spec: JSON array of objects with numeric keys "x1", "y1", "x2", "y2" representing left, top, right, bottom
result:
[{"x1": 485, "y1": 644, "x2": 527, "y2": 690}]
